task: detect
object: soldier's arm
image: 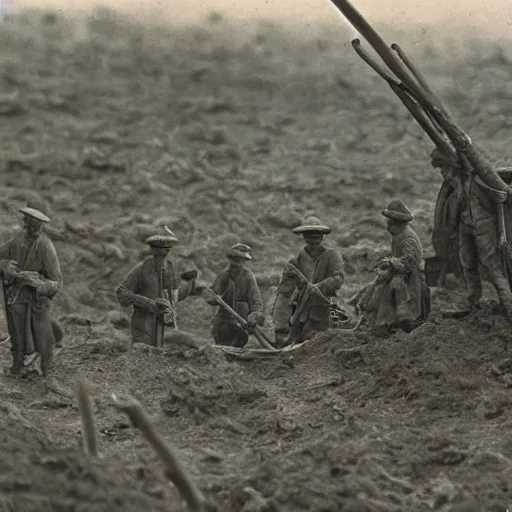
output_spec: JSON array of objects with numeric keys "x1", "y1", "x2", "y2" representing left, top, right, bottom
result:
[
  {"x1": 204, "y1": 273, "x2": 228, "y2": 305},
  {"x1": 247, "y1": 273, "x2": 264, "y2": 325},
  {"x1": 389, "y1": 239, "x2": 418, "y2": 274},
  {"x1": 177, "y1": 278, "x2": 194, "y2": 302},
  {"x1": 248, "y1": 273, "x2": 263, "y2": 314},
  {"x1": 0, "y1": 239, "x2": 14, "y2": 274},
  {"x1": 36, "y1": 238, "x2": 63, "y2": 298},
  {"x1": 165, "y1": 261, "x2": 196, "y2": 302},
  {"x1": 315, "y1": 251, "x2": 345, "y2": 295},
  {"x1": 276, "y1": 258, "x2": 299, "y2": 298},
  {"x1": 116, "y1": 265, "x2": 155, "y2": 313}
]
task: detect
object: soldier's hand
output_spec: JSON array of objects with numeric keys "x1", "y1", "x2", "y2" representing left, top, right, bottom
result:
[
  {"x1": 202, "y1": 288, "x2": 219, "y2": 305},
  {"x1": 155, "y1": 298, "x2": 171, "y2": 310},
  {"x1": 283, "y1": 264, "x2": 298, "y2": 279},
  {"x1": 181, "y1": 269, "x2": 198, "y2": 281},
  {"x1": 374, "y1": 259, "x2": 389, "y2": 271},
  {"x1": 499, "y1": 232, "x2": 508, "y2": 248},
  {"x1": 192, "y1": 281, "x2": 207, "y2": 295},
  {"x1": 3, "y1": 260, "x2": 18, "y2": 281},
  {"x1": 247, "y1": 312, "x2": 258, "y2": 327},
  {"x1": 497, "y1": 190, "x2": 508, "y2": 203},
  {"x1": 24, "y1": 276, "x2": 42, "y2": 288}
]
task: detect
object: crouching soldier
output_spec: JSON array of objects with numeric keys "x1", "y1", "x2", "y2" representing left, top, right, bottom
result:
[
  {"x1": 350, "y1": 200, "x2": 431, "y2": 334},
  {"x1": 116, "y1": 233, "x2": 198, "y2": 346},
  {"x1": 273, "y1": 216, "x2": 344, "y2": 348},
  {"x1": 204, "y1": 243, "x2": 264, "y2": 348}
]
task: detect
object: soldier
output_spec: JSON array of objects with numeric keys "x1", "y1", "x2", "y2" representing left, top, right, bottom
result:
[
  {"x1": 431, "y1": 148, "x2": 464, "y2": 287},
  {"x1": 273, "y1": 216, "x2": 344, "y2": 347},
  {"x1": 116, "y1": 233, "x2": 198, "y2": 346},
  {"x1": 204, "y1": 243, "x2": 264, "y2": 348},
  {"x1": 350, "y1": 200, "x2": 430, "y2": 334},
  {"x1": 0, "y1": 207, "x2": 63, "y2": 378},
  {"x1": 430, "y1": 150, "x2": 512, "y2": 320}
]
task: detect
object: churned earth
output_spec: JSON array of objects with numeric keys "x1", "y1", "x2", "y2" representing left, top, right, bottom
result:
[{"x1": 0, "y1": 8, "x2": 512, "y2": 512}]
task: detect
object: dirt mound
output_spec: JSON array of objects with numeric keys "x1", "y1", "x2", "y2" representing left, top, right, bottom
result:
[
  {"x1": 0, "y1": 398, "x2": 173, "y2": 512},
  {"x1": 2, "y1": 7, "x2": 512, "y2": 512}
]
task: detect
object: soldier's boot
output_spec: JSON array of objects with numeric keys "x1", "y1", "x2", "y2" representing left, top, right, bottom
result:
[
  {"x1": 463, "y1": 277, "x2": 483, "y2": 314},
  {"x1": 398, "y1": 320, "x2": 414, "y2": 333},
  {"x1": 5, "y1": 360, "x2": 27, "y2": 378},
  {"x1": 496, "y1": 293, "x2": 512, "y2": 324},
  {"x1": 488, "y1": 271, "x2": 512, "y2": 323}
]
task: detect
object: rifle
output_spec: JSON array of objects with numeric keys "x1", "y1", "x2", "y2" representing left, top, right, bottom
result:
[
  {"x1": 153, "y1": 265, "x2": 177, "y2": 348},
  {"x1": 283, "y1": 264, "x2": 332, "y2": 346},
  {"x1": 203, "y1": 288, "x2": 276, "y2": 350}
]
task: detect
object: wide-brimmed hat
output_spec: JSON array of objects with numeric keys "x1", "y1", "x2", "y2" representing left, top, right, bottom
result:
[
  {"x1": 291, "y1": 216, "x2": 331, "y2": 235},
  {"x1": 227, "y1": 243, "x2": 252, "y2": 260},
  {"x1": 381, "y1": 199, "x2": 413, "y2": 223},
  {"x1": 19, "y1": 207, "x2": 50, "y2": 223},
  {"x1": 145, "y1": 233, "x2": 178, "y2": 248}
]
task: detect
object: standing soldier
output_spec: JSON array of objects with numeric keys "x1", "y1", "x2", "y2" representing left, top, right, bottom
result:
[
  {"x1": 0, "y1": 207, "x2": 63, "y2": 378},
  {"x1": 203, "y1": 243, "x2": 264, "y2": 348},
  {"x1": 350, "y1": 200, "x2": 430, "y2": 334},
  {"x1": 273, "y1": 216, "x2": 344, "y2": 348},
  {"x1": 430, "y1": 151, "x2": 512, "y2": 320},
  {"x1": 430, "y1": 148, "x2": 464, "y2": 287},
  {"x1": 116, "y1": 233, "x2": 198, "y2": 346}
]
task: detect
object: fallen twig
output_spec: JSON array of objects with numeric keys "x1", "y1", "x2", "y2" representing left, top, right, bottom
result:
[
  {"x1": 112, "y1": 393, "x2": 205, "y2": 512},
  {"x1": 74, "y1": 376, "x2": 98, "y2": 457}
]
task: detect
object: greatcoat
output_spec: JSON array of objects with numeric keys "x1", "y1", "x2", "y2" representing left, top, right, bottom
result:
[
  {"x1": 0, "y1": 231, "x2": 62, "y2": 375},
  {"x1": 116, "y1": 256, "x2": 194, "y2": 345}
]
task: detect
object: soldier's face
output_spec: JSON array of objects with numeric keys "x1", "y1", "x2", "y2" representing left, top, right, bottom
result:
[
  {"x1": 386, "y1": 219, "x2": 405, "y2": 235},
  {"x1": 151, "y1": 247, "x2": 170, "y2": 260},
  {"x1": 303, "y1": 233, "x2": 323, "y2": 246},
  {"x1": 23, "y1": 216, "x2": 43, "y2": 237},
  {"x1": 228, "y1": 257, "x2": 243, "y2": 269},
  {"x1": 440, "y1": 166, "x2": 457, "y2": 186}
]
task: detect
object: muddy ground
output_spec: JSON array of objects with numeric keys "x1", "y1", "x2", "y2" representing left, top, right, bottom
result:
[{"x1": 1, "y1": 8, "x2": 512, "y2": 512}]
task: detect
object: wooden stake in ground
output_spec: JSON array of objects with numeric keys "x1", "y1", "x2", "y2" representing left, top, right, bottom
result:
[
  {"x1": 74, "y1": 376, "x2": 98, "y2": 457},
  {"x1": 112, "y1": 393, "x2": 205, "y2": 512}
]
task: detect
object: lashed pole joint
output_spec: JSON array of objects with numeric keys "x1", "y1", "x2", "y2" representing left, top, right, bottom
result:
[{"x1": 329, "y1": 0, "x2": 508, "y2": 193}]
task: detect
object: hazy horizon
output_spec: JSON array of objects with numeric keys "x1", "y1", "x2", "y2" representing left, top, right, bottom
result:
[{"x1": 12, "y1": 0, "x2": 512, "y2": 38}]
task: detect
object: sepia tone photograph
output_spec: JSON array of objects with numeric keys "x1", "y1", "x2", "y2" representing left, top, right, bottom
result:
[{"x1": 0, "y1": 0, "x2": 512, "y2": 510}]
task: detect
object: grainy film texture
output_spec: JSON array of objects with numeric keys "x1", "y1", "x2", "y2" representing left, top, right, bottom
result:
[{"x1": 0, "y1": 3, "x2": 512, "y2": 511}]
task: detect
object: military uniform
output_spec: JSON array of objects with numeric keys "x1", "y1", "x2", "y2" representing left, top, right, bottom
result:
[
  {"x1": 430, "y1": 149, "x2": 512, "y2": 319},
  {"x1": 458, "y1": 174, "x2": 512, "y2": 315},
  {"x1": 432, "y1": 178, "x2": 464, "y2": 284},
  {"x1": 0, "y1": 207, "x2": 63, "y2": 377},
  {"x1": 356, "y1": 200, "x2": 430, "y2": 332},
  {"x1": 116, "y1": 233, "x2": 196, "y2": 346},
  {"x1": 273, "y1": 216, "x2": 344, "y2": 346},
  {"x1": 204, "y1": 243, "x2": 264, "y2": 348}
]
